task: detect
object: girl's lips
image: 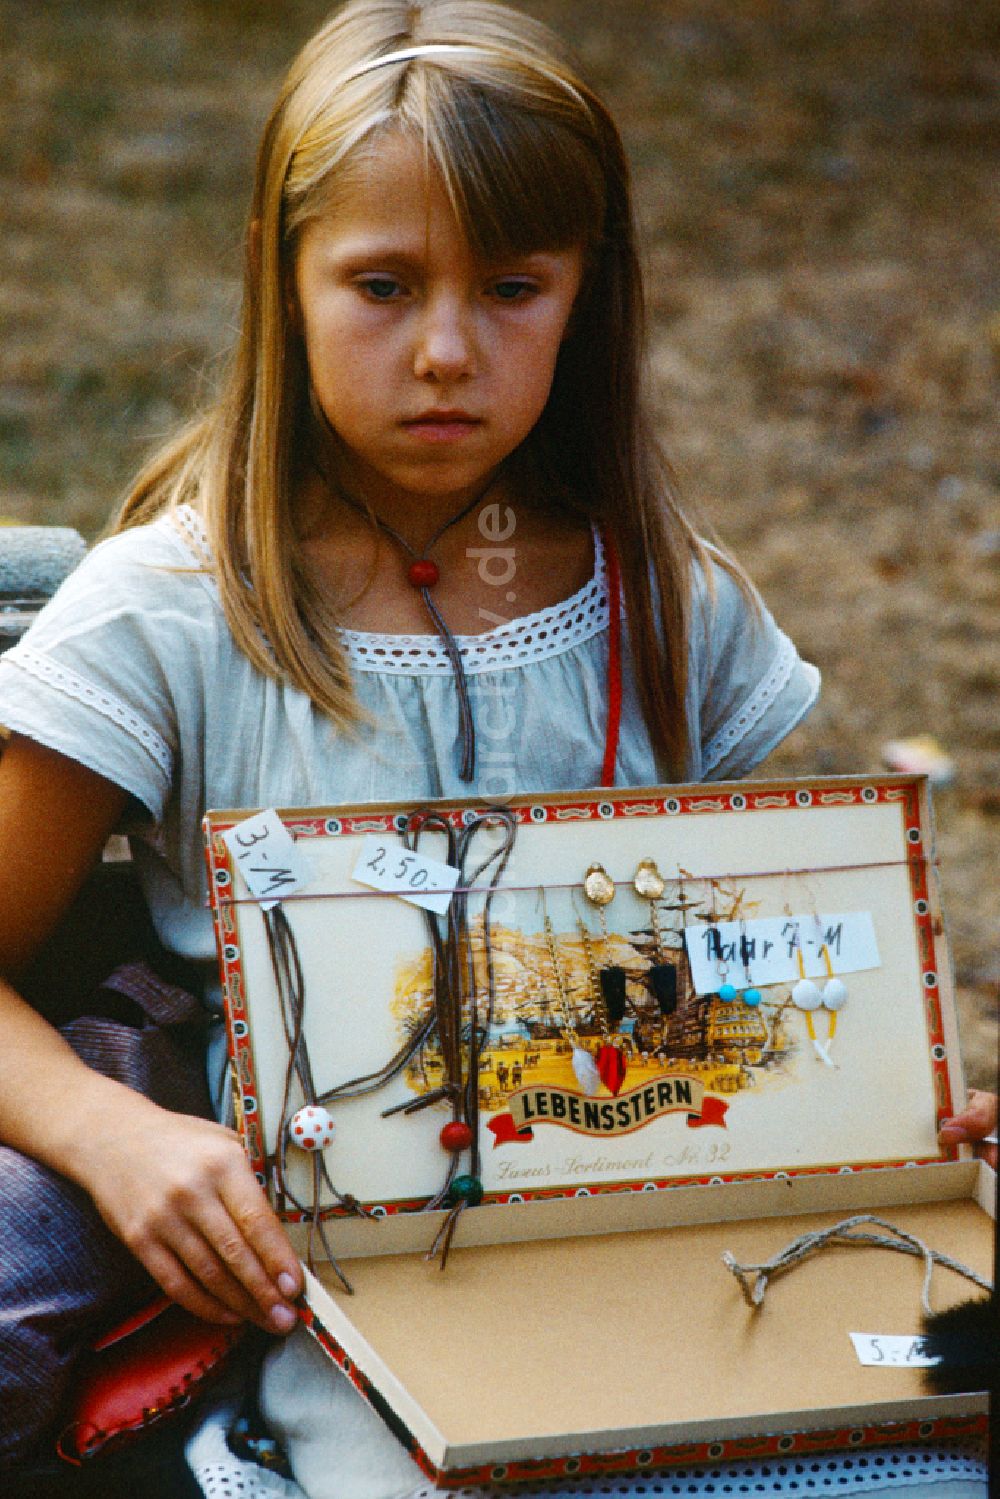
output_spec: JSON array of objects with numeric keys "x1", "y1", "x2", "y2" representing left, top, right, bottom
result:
[{"x1": 401, "y1": 414, "x2": 482, "y2": 442}]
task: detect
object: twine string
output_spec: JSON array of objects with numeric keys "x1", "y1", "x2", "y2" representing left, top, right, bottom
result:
[
  {"x1": 213, "y1": 854, "x2": 938, "y2": 912},
  {"x1": 722, "y1": 1213, "x2": 992, "y2": 1317}
]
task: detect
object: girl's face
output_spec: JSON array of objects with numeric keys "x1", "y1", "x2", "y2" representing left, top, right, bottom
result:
[{"x1": 293, "y1": 133, "x2": 584, "y2": 519}]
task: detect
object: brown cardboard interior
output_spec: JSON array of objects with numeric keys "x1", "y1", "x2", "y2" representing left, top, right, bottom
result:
[{"x1": 307, "y1": 1177, "x2": 993, "y2": 1467}]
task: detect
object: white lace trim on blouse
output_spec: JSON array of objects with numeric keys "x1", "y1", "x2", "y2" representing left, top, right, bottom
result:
[
  {"x1": 168, "y1": 505, "x2": 610, "y2": 677},
  {"x1": 171, "y1": 502, "x2": 215, "y2": 568},
  {"x1": 702, "y1": 632, "x2": 799, "y2": 775},
  {"x1": 341, "y1": 529, "x2": 609, "y2": 676},
  {"x1": 5, "y1": 644, "x2": 172, "y2": 776}
]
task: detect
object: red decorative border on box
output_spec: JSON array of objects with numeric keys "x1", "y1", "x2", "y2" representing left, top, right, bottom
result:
[{"x1": 298, "y1": 1300, "x2": 986, "y2": 1488}]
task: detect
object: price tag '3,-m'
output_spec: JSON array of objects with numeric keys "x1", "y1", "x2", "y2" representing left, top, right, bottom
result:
[{"x1": 222, "y1": 809, "x2": 311, "y2": 909}]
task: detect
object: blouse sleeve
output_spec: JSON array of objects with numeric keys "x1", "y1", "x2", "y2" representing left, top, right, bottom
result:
[
  {"x1": 0, "y1": 525, "x2": 201, "y2": 823},
  {"x1": 690, "y1": 553, "x2": 820, "y2": 780}
]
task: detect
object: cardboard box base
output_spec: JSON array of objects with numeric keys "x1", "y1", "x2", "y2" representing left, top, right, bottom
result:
[{"x1": 298, "y1": 1162, "x2": 993, "y2": 1487}]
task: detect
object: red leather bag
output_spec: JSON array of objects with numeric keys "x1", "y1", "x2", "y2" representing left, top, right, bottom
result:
[{"x1": 58, "y1": 1296, "x2": 247, "y2": 1463}]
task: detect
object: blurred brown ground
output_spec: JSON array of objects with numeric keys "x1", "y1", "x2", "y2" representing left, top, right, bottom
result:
[{"x1": 0, "y1": 0, "x2": 997, "y2": 1086}]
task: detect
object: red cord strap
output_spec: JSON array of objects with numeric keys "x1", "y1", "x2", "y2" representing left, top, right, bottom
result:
[{"x1": 601, "y1": 531, "x2": 623, "y2": 788}]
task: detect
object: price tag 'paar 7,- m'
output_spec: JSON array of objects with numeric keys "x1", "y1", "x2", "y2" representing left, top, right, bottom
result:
[{"x1": 222, "y1": 809, "x2": 312, "y2": 910}]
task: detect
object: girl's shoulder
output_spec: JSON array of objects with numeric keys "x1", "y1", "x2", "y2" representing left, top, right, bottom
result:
[
  {"x1": 49, "y1": 505, "x2": 220, "y2": 620},
  {"x1": 688, "y1": 541, "x2": 761, "y2": 622},
  {"x1": 87, "y1": 503, "x2": 213, "y2": 575}
]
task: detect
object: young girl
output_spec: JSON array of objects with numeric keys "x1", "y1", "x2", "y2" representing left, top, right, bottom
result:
[{"x1": 0, "y1": 2, "x2": 988, "y2": 1496}]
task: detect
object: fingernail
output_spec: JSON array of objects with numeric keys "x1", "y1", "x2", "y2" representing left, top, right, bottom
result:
[
  {"x1": 277, "y1": 1271, "x2": 299, "y2": 1298},
  {"x1": 270, "y1": 1304, "x2": 297, "y2": 1333}
]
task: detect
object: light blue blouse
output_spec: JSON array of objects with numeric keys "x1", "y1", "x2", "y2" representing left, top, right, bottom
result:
[{"x1": 0, "y1": 503, "x2": 818, "y2": 976}]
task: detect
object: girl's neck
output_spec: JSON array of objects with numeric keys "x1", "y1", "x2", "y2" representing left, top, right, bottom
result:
[
  {"x1": 302, "y1": 469, "x2": 512, "y2": 556},
  {"x1": 296, "y1": 469, "x2": 593, "y2": 638}
]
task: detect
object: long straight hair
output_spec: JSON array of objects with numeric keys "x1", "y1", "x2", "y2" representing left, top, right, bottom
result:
[{"x1": 115, "y1": 0, "x2": 744, "y2": 778}]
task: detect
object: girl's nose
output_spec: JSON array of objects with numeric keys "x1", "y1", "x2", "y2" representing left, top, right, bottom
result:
[{"x1": 413, "y1": 296, "x2": 477, "y2": 382}]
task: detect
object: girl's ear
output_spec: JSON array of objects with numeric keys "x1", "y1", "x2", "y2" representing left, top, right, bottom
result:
[
  {"x1": 248, "y1": 217, "x2": 262, "y2": 281},
  {"x1": 249, "y1": 217, "x2": 301, "y2": 332},
  {"x1": 284, "y1": 272, "x2": 303, "y2": 334}
]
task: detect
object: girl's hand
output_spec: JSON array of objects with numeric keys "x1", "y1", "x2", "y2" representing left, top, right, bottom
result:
[
  {"x1": 938, "y1": 1089, "x2": 998, "y2": 1170},
  {"x1": 0, "y1": 736, "x2": 303, "y2": 1332},
  {"x1": 73, "y1": 1084, "x2": 303, "y2": 1332}
]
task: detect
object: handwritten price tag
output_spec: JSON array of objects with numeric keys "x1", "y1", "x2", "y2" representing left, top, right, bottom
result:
[
  {"x1": 351, "y1": 834, "x2": 460, "y2": 916},
  {"x1": 850, "y1": 1333, "x2": 940, "y2": 1368},
  {"x1": 685, "y1": 911, "x2": 880, "y2": 996},
  {"x1": 222, "y1": 809, "x2": 311, "y2": 910}
]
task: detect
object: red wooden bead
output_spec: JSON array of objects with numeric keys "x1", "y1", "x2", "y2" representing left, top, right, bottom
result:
[
  {"x1": 440, "y1": 1120, "x2": 473, "y2": 1152},
  {"x1": 407, "y1": 558, "x2": 439, "y2": 589}
]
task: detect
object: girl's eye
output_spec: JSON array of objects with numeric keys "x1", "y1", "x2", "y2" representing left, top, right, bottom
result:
[
  {"x1": 490, "y1": 279, "x2": 536, "y2": 302},
  {"x1": 357, "y1": 276, "x2": 404, "y2": 301}
]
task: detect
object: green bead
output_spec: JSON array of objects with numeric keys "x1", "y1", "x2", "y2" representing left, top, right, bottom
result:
[{"x1": 449, "y1": 1173, "x2": 484, "y2": 1206}]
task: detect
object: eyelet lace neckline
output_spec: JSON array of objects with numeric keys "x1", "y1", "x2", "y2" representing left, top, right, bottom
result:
[{"x1": 169, "y1": 504, "x2": 609, "y2": 677}]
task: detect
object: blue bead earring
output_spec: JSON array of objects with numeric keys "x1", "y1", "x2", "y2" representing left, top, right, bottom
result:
[{"x1": 740, "y1": 918, "x2": 762, "y2": 1006}]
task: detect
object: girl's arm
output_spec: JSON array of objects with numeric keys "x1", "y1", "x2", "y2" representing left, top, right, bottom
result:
[{"x1": 0, "y1": 734, "x2": 302, "y2": 1332}]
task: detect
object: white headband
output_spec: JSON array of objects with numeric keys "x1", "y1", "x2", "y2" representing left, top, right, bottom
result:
[
  {"x1": 345, "y1": 43, "x2": 492, "y2": 79},
  {"x1": 340, "y1": 41, "x2": 590, "y2": 113}
]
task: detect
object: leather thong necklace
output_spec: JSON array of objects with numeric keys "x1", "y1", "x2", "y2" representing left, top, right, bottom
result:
[
  {"x1": 311, "y1": 409, "x2": 502, "y2": 780},
  {"x1": 310, "y1": 409, "x2": 625, "y2": 789}
]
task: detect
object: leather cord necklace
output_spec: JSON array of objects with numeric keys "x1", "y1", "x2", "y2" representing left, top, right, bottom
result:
[
  {"x1": 311, "y1": 421, "x2": 623, "y2": 789},
  {"x1": 267, "y1": 805, "x2": 517, "y2": 1269},
  {"x1": 312, "y1": 438, "x2": 501, "y2": 781}
]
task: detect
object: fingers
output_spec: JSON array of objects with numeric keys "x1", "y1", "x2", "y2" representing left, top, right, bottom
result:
[
  {"x1": 138, "y1": 1240, "x2": 249, "y2": 1326},
  {"x1": 218, "y1": 1176, "x2": 304, "y2": 1311},
  {"x1": 967, "y1": 1088, "x2": 999, "y2": 1134},
  {"x1": 938, "y1": 1089, "x2": 999, "y2": 1163},
  {"x1": 88, "y1": 1108, "x2": 304, "y2": 1332},
  {"x1": 139, "y1": 1206, "x2": 299, "y2": 1331},
  {"x1": 151, "y1": 1154, "x2": 302, "y2": 1332},
  {"x1": 182, "y1": 1195, "x2": 301, "y2": 1332}
]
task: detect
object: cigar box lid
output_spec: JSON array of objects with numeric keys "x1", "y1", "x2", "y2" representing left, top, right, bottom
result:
[{"x1": 203, "y1": 773, "x2": 967, "y2": 1224}]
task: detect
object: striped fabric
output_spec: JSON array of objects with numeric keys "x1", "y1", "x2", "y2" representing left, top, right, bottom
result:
[{"x1": 0, "y1": 963, "x2": 212, "y2": 1466}]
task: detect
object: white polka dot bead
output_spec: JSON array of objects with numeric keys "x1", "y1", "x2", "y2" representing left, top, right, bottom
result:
[{"x1": 289, "y1": 1105, "x2": 336, "y2": 1151}]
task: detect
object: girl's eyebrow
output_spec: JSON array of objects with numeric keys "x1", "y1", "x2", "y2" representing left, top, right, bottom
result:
[
  {"x1": 324, "y1": 244, "x2": 427, "y2": 272},
  {"x1": 318, "y1": 239, "x2": 569, "y2": 276}
]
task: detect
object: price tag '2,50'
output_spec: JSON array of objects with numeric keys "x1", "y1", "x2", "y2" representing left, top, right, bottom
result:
[{"x1": 351, "y1": 834, "x2": 460, "y2": 916}]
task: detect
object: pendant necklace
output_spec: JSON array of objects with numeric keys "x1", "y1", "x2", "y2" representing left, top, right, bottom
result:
[
  {"x1": 317, "y1": 465, "x2": 500, "y2": 782},
  {"x1": 310, "y1": 400, "x2": 626, "y2": 789}
]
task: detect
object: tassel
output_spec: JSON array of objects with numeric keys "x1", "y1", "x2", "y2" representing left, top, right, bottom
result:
[
  {"x1": 597, "y1": 1042, "x2": 627, "y2": 1096},
  {"x1": 572, "y1": 1046, "x2": 602, "y2": 1096},
  {"x1": 425, "y1": 1201, "x2": 466, "y2": 1270},
  {"x1": 598, "y1": 965, "x2": 628, "y2": 1024},
  {"x1": 649, "y1": 963, "x2": 677, "y2": 1015}
]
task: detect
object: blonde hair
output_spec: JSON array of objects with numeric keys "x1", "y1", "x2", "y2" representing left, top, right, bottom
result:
[{"x1": 116, "y1": 0, "x2": 739, "y2": 778}]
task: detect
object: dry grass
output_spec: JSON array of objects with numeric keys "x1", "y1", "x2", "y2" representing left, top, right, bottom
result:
[{"x1": 1, "y1": 0, "x2": 997, "y2": 1085}]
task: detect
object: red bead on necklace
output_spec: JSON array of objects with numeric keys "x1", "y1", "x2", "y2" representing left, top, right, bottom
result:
[{"x1": 407, "y1": 558, "x2": 440, "y2": 589}]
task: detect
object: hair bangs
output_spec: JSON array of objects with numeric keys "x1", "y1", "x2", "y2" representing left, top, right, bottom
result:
[{"x1": 407, "y1": 69, "x2": 607, "y2": 264}]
